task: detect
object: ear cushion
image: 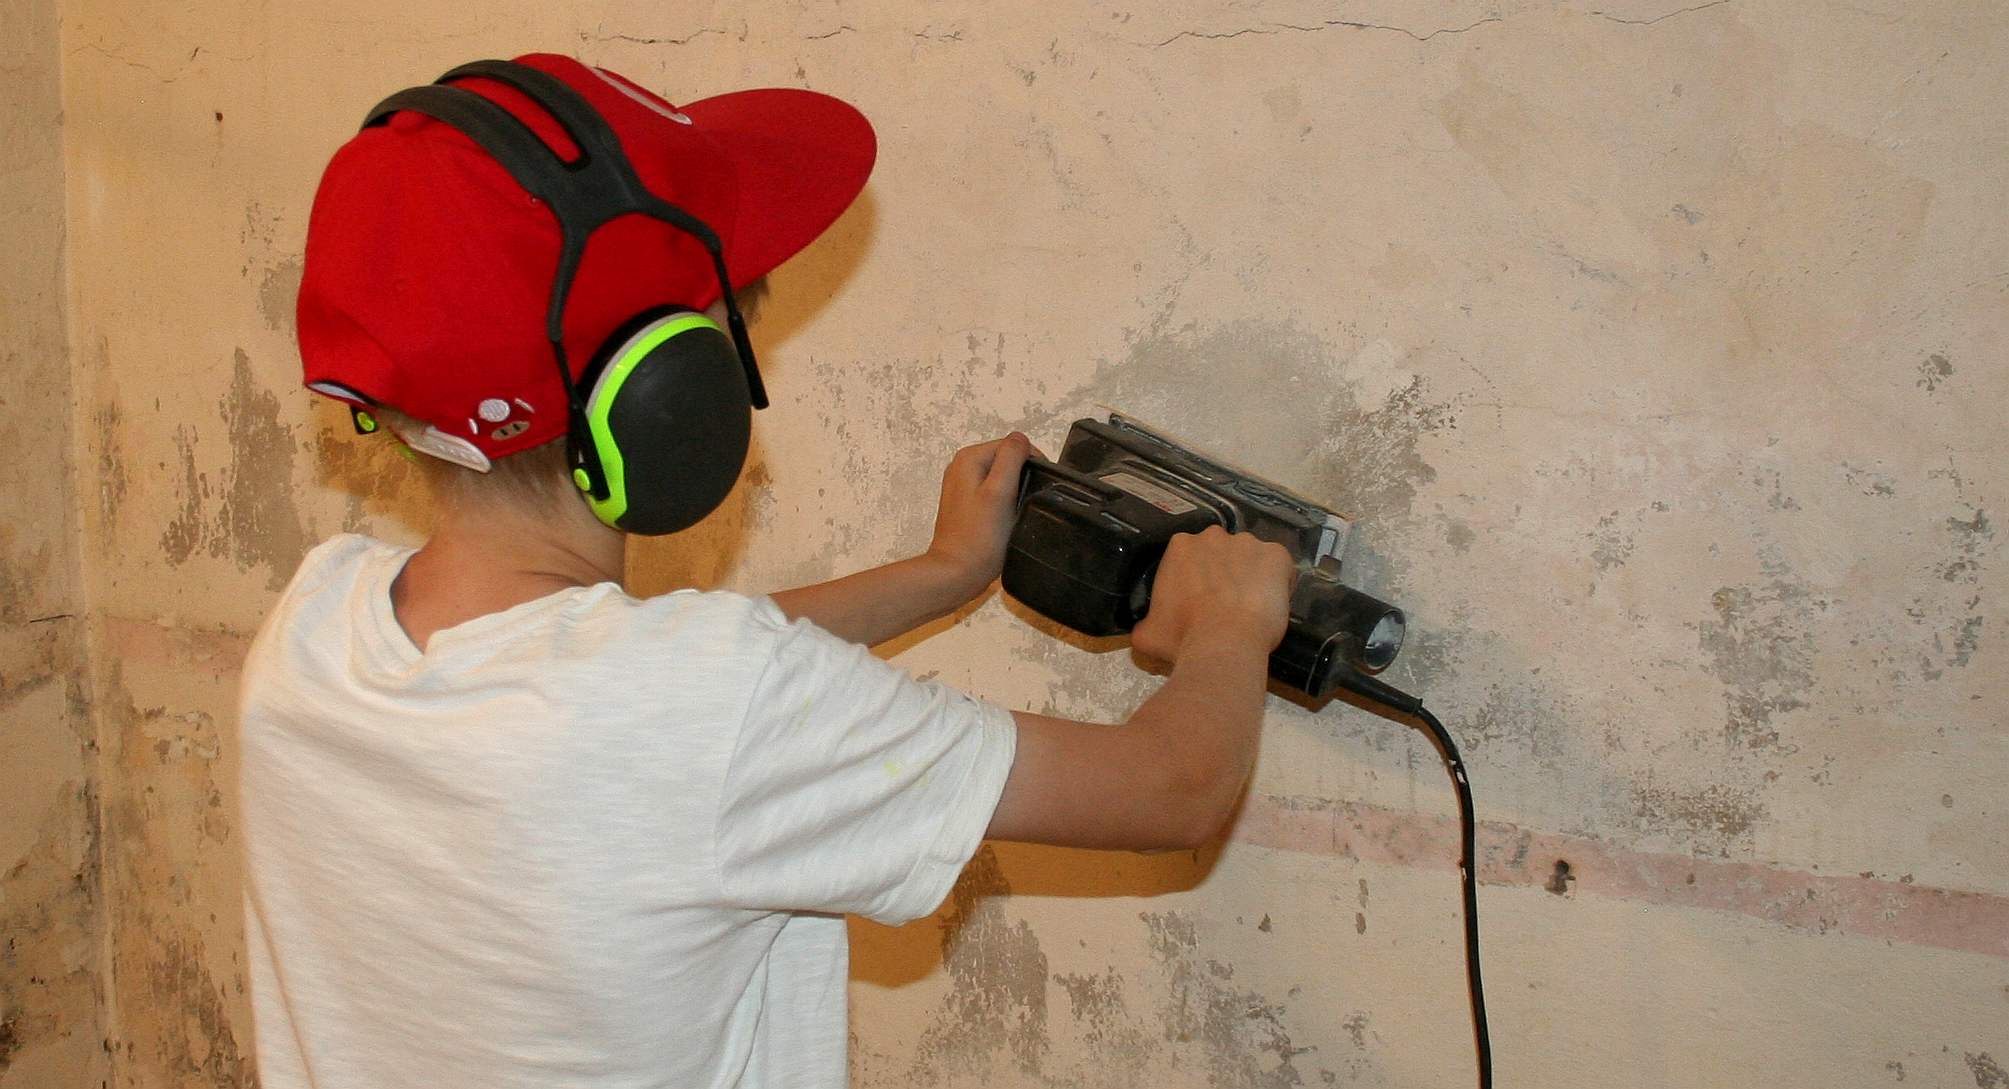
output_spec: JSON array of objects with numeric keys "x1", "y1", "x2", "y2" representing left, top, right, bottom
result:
[{"x1": 578, "y1": 307, "x2": 751, "y2": 535}]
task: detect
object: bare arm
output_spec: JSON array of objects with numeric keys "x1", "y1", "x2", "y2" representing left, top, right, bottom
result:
[
  {"x1": 770, "y1": 433, "x2": 1033, "y2": 646},
  {"x1": 766, "y1": 552, "x2": 983, "y2": 647},
  {"x1": 986, "y1": 527, "x2": 1296, "y2": 851}
]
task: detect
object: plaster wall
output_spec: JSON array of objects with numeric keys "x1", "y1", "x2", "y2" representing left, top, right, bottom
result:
[
  {"x1": 0, "y1": 0, "x2": 105, "y2": 1083},
  {"x1": 49, "y1": 1, "x2": 2009, "y2": 1087}
]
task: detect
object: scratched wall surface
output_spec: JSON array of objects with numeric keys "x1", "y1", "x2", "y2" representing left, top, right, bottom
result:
[
  {"x1": 1, "y1": 0, "x2": 106, "y2": 1084},
  {"x1": 52, "y1": 0, "x2": 2006, "y2": 1086}
]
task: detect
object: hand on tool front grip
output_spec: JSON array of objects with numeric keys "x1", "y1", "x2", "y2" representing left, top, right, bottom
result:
[
  {"x1": 1132, "y1": 526, "x2": 1295, "y2": 665},
  {"x1": 928, "y1": 431, "x2": 1039, "y2": 600}
]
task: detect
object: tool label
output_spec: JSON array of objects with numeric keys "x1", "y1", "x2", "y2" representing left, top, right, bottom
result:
[{"x1": 1100, "y1": 471, "x2": 1198, "y2": 515}]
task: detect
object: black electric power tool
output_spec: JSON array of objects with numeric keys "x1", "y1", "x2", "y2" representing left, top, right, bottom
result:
[
  {"x1": 1003, "y1": 414, "x2": 1414, "y2": 708},
  {"x1": 1001, "y1": 413, "x2": 1494, "y2": 1089}
]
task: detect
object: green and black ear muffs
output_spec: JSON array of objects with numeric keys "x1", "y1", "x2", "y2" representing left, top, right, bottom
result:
[
  {"x1": 574, "y1": 306, "x2": 751, "y2": 534},
  {"x1": 360, "y1": 59, "x2": 765, "y2": 536}
]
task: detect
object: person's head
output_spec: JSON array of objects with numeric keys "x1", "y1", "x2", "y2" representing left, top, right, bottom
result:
[{"x1": 297, "y1": 54, "x2": 867, "y2": 533}]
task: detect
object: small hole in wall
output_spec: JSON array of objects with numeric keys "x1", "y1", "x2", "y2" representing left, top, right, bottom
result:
[{"x1": 1545, "y1": 859, "x2": 1575, "y2": 896}]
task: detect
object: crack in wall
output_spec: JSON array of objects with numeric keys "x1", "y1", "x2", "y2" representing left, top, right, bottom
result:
[
  {"x1": 1151, "y1": 15, "x2": 1505, "y2": 48},
  {"x1": 1148, "y1": 1, "x2": 1734, "y2": 50},
  {"x1": 1589, "y1": 0, "x2": 1734, "y2": 26}
]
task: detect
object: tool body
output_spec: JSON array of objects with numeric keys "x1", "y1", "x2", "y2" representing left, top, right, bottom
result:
[
  {"x1": 1002, "y1": 413, "x2": 1493, "y2": 1089},
  {"x1": 1004, "y1": 414, "x2": 1407, "y2": 698}
]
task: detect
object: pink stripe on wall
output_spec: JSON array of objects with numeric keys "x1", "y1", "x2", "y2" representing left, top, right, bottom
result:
[
  {"x1": 1231, "y1": 794, "x2": 2009, "y2": 960},
  {"x1": 104, "y1": 615, "x2": 2009, "y2": 961}
]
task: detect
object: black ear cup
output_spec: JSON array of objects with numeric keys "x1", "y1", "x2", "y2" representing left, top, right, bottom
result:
[{"x1": 579, "y1": 308, "x2": 751, "y2": 536}]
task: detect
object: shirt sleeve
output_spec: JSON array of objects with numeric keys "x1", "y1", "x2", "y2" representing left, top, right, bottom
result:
[{"x1": 714, "y1": 607, "x2": 1017, "y2": 925}]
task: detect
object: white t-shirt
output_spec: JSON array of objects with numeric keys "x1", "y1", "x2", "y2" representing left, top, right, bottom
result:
[{"x1": 239, "y1": 535, "x2": 1016, "y2": 1089}]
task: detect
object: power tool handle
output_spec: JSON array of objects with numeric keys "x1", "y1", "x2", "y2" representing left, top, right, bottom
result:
[{"x1": 1015, "y1": 455, "x2": 1121, "y2": 509}]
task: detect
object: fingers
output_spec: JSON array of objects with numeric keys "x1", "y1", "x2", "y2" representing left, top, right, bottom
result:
[
  {"x1": 979, "y1": 432, "x2": 1033, "y2": 494},
  {"x1": 1148, "y1": 526, "x2": 1297, "y2": 656},
  {"x1": 946, "y1": 432, "x2": 1037, "y2": 492}
]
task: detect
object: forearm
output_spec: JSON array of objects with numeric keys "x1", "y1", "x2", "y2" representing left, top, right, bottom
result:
[
  {"x1": 987, "y1": 526, "x2": 1293, "y2": 851},
  {"x1": 768, "y1": 552, "x2": 984, "y2": 647},
  {"x1": 1124, "y1": 634, "x2": 1273, "y2": 843}
]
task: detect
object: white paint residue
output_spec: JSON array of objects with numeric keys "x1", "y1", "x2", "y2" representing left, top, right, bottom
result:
[{"x1": 1344, "y1": 338, "x2": 1410, "y2": 412}]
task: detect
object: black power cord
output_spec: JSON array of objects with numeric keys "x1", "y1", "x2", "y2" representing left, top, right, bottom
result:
[
  {"x1": 1414, "y1": 704, "x2": 1492, "y2": 1089},
  {"x1": 1328, "y1": 671, "x2": 1491, "y2": 1088}
]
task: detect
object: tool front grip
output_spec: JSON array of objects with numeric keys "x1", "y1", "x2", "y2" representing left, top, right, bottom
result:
[
  {"x1": 1268, "y1": 576, "x2": 1407, "y2": 699},
  {"x1": 1005, "y1": 458, "x2": 1223, "y2": 636}
]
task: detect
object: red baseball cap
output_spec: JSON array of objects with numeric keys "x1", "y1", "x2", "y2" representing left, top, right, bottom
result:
[{"x1": 298, "y1": 53, "x2": 875, "y2": 461}]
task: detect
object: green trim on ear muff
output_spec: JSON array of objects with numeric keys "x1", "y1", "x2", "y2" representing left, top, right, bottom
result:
[{"x1": 580, "y1": 311, "x2": 722, "y2": 528}]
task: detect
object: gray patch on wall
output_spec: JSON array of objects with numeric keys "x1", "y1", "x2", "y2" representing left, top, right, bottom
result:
[
  {"x1": 258, "y1": 256, "x2": 303, "y2": 336},
  {"x1": 1053, "y1": 967, "x2": 1153, "y2": 1071},
  {"x1": 0, "y1": 546, "x2": 43, "y2": 627},
  {"x1": 1914, "y1": 352, "x2": 1953, "y2": 393},
  {"x1": 1914, "y1": 504, "x2": 1990, "y2": 681},
  {"x1": 113, "y1": 919, "x2": 251, "y2": 1086},
  {"x1": 1008, "y1": 631, "x2": 1161, "y2": 724},
  {"x1": 910, "y1": 846, "x2": 1051, "y2": 1081},
  {"x1": 1380, "y1": 623, "x2": 1460, "y2": 694},
  {"x1": 222, "y1": 348, "x2": 309, "y2": 587},
  {"x1": 1465, "y1": 679, "x2": 1578, "y2": 761},
  {"x1": 94, "y1": 398, "x2": 128, "y2": 538},
  {"x1": 159, "y1": 424, "x2": 210, "y2": 567},
  {"x1": 1588, "y1": 509, "x2": 1635, "y2": 573},
  {"x1": 1937, "y1": 507, "x2": 1990, "y2": 584},
  {"x1": 0, "y1": 778, "x2": 101, "y2": 1078},
  {"x1": 99, "y1": 667, "x2": 250, "y2": 1086},
  {"x1": 1696, "y1": 550, "x2": 1818, "y2": 753},
  {"x1": 1039, "y1": 317, "x2": 1455, "y2": 526},
  {"x1": 158, "y1": 350, "x2": 310, "y2": 589},
  {"x1": 1841, "y1": 462, "x2": 1896, "y2": 498},
  {"x1": 1627, "y1": 777, "x2": 1766, "y2": 857},
  {"x1": 1141, "y1": 910, "x2": 1313, "y2": 1089}
]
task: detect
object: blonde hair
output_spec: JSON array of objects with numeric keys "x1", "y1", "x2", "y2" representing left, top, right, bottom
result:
[{"x1": 375, "y1": 406, "x2": 577, "y2": 516}]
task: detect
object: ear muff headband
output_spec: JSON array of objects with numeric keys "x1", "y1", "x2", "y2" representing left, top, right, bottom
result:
[
  {"x1": 579, "y1": 310, "x2": 720, "y2": 527},
  {"x1": 359, "y1": 60, "x2": 768, "y2": 523},
  {"x1": 389, "y1": 60, "x2": 765, "y2": 406}
]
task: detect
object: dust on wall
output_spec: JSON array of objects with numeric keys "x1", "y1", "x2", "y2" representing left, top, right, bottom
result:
[{"x1": 52, "y1": 1, "x2": 2009, "y2": 1087}]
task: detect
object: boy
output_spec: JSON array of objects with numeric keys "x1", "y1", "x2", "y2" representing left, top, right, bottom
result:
[{"x1": 240, "y1": 53, "x2": 1293, "y2": 1088}]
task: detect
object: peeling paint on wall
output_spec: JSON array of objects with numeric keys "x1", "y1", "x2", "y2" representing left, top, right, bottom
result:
[
  {"x1": 40, "y1": 2, "x2": 2009, "y2": 1088},
  {"x1": 1627, "y1": 778, "x2": 1766, "y2": 855},
  {"x1": 219, "y1": 349, "x2": 310, "y2": 586},
  {"x1": 256, "y1": 257, "x2": 303, "y2": 336},
  {"x1": 1141, "y1": 910, "x2": 1311, "y2": 1089},
  {"x1": 911, "y1": 847, "x2": 1051, "y2": 1081},
  {"x1": 98, "y1": 657, "x2": 253, "y2": 1089},
  {"x1": 1697, "y1": 554, "x2": 1818, "y2": 754},
  {"x1": 1052, "y1": 967, "x2": 1150, "y2": 1074},
  {"x1": 109, "y1": 920, "x2": 250, "y2": 1087},
  {"x1": 0, "y1": 783, "x2": 102, "y2": 1082},
  {"x1": 157, "y1": 350, "x2": 310, "y2": 589}
]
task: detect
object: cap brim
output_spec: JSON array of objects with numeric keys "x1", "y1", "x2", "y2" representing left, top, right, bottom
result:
[{"x1": 677, "y1": 88, "x2": 877, "y2": 290}]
